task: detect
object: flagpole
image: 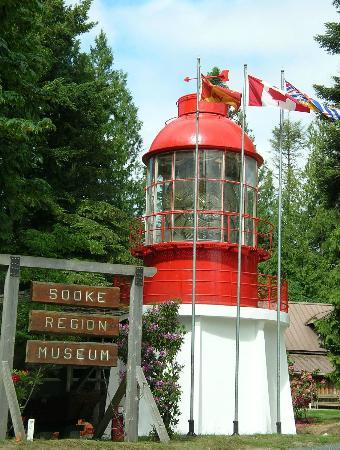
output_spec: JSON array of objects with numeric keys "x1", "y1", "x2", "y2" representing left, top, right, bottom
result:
[
  {"x1": 188, "y1": 56, "x2": 200, "y2": 437},
  {"x1": 233, "y1": 63, "x2": 247, "y2": 436},
  {"x1": 276, "y1": 68, "x2": 284, "y2": 435}
]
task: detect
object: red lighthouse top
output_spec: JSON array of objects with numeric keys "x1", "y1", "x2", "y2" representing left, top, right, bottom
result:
[
  {"x1": 143, "y1": 94, "x2": 263, "y2": 165},
  {"x1": 127, "y1": 92, "x2": 288, "y2": 312}
]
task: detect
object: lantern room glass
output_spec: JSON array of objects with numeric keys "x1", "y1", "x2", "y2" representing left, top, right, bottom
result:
[{"x1": 145, "y1": 150, "x2": 258, "y2": 245}]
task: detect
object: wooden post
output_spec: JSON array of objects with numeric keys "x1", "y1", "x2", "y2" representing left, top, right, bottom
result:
[
  {"x1": 124, "y1": 267, "x2": 143, "y2": 442},
  {"x1": 1, "y1": 361, "x2": 26, "y2": 442},
  {"x1": 93, "y1": 369, "x2": 102, "y2": 426},
  {"x1": 136, "y1": 366, "x2": 170, "y2": 443},
  {"x1": 0, "y1": 256, "x2": 20, "y2": 439},
  {"x1": 66, "y1": 367, "x2": 73, "y2": 392},
  {"x1": 93, "y1": 377, "x2": 126, "y2": 439}
]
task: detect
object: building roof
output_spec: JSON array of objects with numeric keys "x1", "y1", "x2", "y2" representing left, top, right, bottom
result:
[
  {"x1": 290, "y1": 354, "x2": 333, "y2": 374},
  {"x1": 285, "y1": 302, "x2": 334, "y2": 374}
]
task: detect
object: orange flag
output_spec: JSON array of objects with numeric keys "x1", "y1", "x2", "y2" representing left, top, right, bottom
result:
[{"x1": 201, "y1": 76, "x2": 241, "y2": 110}]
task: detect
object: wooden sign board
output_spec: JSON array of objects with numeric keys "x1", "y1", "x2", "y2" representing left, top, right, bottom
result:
[
  {"x1": 29, "y1": 310, "x2": 119, "y2": 337},
  {"x1": 26, "y1": 340, "x2": 117, "y2": 367},
  {"x1": 31, "y1": 281, "x2": 120, "y2": 309}
]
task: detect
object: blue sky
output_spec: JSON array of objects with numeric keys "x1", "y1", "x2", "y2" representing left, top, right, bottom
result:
[{"x1": 69, "y1": 0, "x2": 339, "y2": 166}]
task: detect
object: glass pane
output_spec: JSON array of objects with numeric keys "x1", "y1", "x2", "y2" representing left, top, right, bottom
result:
[
  {"x1": 200, "y1": 150, "x2": 223, "y2": 179},
  {"x1": 153, "y1": 215, "x2": 163, "y2": 244},
  {"x1": 224, "y1": 215, "x2": 239, "y2": 244},
  {"x1": 147, "y1": 157, "x2": 154, "y2": 186},
  {"x1": 164, "y1": 214, "x2": 172, "y2": 242},
  {"x1": 198, "y1": 214, "x2": 221, "y2": 241},
  {"x1": 244, "y1": 218, "x2": 254, "y2": 246},
  {"x1": 157, "y1": 153, "x2": 172, "y2": 182},
  {"x1": 155, "y1": 182, "x2": 172, "y2": 212},
  {"x1": 173, "y1": 213, "x2": 193, "y2": 241},
  {"x1": 174, "y1": 180, "x2": 194, "y2": 210},
  {"x1": 175, "y1": 151, "x2": 194, "y2": 179},
  {"x1": 199, "y1": 180, "x2": 222, "y2": 210},
  {"x1": 146, "y1": 187, "x2": 154, "y2": 214},
  {"x1": 146, "y1": 216, "x2": 154, "y2": 245},
  {"x1": 225, "y1": 152, "x2": 240, "y2": 181},
  {"x1": 223, "y1": 183, "x2": 240, "y2": 212},
  {"x1": 246, "y1": 187, "x2": 256, "y2": 216},
  {"x1": 246, "y1": 157, "x2": 257, "y2": 187}
]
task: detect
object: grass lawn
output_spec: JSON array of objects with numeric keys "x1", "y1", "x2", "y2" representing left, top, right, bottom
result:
[
  {"x1": 1, "y1": 434, "x2": 340, "y2": 450},
  {"x1": 306, "y1": 408, "x2": 340, "y2": 422}
]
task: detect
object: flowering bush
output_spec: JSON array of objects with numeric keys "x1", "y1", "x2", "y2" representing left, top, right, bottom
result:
[
  {"x1": 11, "y1": 369, "x2": 44, "y2": 411},
  {"x1": 288, "y1": 364, "x2": 322, "y2": 419},
  {"x1": 116, "y1": 300, "x2": 185, "y2": 437}
]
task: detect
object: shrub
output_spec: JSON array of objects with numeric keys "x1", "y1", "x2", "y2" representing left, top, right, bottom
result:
[
  {"x1": 11, "y1": 368, "x2": 44, "y2": 411},
  {"x1": 288, "y1": 365, "x2": 322, "y2": 419},
  {"x1": 116, "y1": 300, "x2": 185, "y2": 436}
]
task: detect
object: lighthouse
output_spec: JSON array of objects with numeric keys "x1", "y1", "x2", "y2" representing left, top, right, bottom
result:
[{"x1": 132, "y1": 93, "x2": 295, "y2": 435}]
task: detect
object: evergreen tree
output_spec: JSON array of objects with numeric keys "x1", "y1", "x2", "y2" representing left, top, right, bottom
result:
[
  {"x1": 313, "y1": 0, "x2": 340, "y2": 208},
  {"x1": 0, "y1": 0, "x2": 144, "y2": 269},
  {"x1": 311, "y1": 0, "x2": 339, "y2": 383},
  {"x1": 258, "y1": 118, "x2": 332, "y2": 301},
  {"x1": 0, "y1": 0, "x2": 54, "y2": 252}
]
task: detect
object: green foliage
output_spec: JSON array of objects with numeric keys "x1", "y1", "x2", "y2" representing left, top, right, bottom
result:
[
  {"x1": 0, "y1": 0, "x2": 143, "y2": 272},
  {"x1": 314, "y1": 0, "x2": 340, "y2": 55},
  {"x1": 310, "y1": 1, "x2": 340, "y2": 385},
  {"x1": 270, "y1": 118, "x2": 307, "y2": 175},
  {"x1": 117, "y1": 301, "x2": 185, "y2": 437}
]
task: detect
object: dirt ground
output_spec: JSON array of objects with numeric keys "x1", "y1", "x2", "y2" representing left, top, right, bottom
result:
[{"x1": 297, "y1": 421, "x2": 340, "y2": 435}]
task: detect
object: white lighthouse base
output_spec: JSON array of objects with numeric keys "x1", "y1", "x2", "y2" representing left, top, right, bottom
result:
[{"x1": 138, "y1": 304, "x2": 296, "y2": 436}]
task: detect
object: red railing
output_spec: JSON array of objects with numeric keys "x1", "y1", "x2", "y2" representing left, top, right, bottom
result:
[
  {"x1": 130, "y1": 210, "x2": 273, "y2": 255},
  {"x1": 257, "y1": 274, "x2": 288, "y2": 312}
]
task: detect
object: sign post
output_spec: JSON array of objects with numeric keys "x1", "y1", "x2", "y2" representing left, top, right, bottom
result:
[
  {"x1": 125, "y1": 267, "x2": 144, "y2": 442},
  {"x1": 0, "y1": 254, "x2": 159, "y2": 442},
  {"x1": 0, "y1": 257, "x2": 20, "y2": 440},
  {"x1": 0, "y1": 361, "x2": 26, "y2": 442}
]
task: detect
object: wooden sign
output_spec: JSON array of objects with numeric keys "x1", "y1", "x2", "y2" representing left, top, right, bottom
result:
[
  {"x1": 29, "y1": 310, "x2": 119, "y2": 337},
  {"x1": 26, "y1": 340, "x2": 117, "y2": 367},
  {"x1": 31, "y1": 281, "x2": 120, "y2": 309}
]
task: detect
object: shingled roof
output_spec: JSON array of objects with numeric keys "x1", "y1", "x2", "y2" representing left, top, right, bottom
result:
[{"x1": 285, "y1": 302, "x2": 334, "y2": 375}]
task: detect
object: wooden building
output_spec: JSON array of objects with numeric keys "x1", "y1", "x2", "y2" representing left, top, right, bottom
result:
[{"x1": 285, "y1": 302, "x2": 340, "y2": 406}]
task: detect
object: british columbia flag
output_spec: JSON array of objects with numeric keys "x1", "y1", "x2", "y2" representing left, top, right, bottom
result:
[{"x1": 285, "y1": 80, "x2": 340, "y2": 120}]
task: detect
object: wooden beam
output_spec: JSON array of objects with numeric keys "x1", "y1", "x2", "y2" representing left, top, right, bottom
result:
[
  {"x1": 74, "y1": 368, "x2": 95, "y2": 393},
  {"x1": 0, "y1": 258, "x2": 20, "y2": 439},
  {"x1": 93, "y1": 378, "x2": 127, "y2": 439},
  {"x1": 0, "y1": 254, "x2": 156, "y2": 277},
  {"x1": 124, "y1": 267, "x2": 143, "y2": 442},
  {"x1": 0, "y1": 361, "x2": 26, "y2": 442},
  {"x1": 136, "y1": 366, "x2": 170, "y2": 443}
]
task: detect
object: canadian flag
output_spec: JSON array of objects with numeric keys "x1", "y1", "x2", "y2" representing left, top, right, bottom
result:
[{"x1": 248, "y1": 75, "x2": 310, "y2": 113}]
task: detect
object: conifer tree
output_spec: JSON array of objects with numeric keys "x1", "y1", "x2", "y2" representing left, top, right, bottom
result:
[{"x1": 0, "y1": 0, "x2": 144, "y2": 268}]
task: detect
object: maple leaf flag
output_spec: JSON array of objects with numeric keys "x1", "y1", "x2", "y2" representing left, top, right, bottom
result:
[{"x1": 248, "y1": 75, "x2": 310, "y2": 113}]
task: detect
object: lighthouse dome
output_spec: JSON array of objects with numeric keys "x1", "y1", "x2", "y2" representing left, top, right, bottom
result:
[{"x1": 143, "y1": 94, "x2": 263, "y2": 165}]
